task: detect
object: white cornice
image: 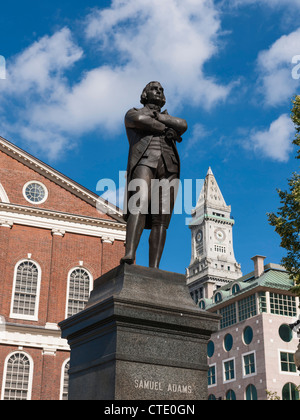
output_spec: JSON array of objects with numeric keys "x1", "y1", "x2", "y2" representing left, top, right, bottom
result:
[
  {"x1": 0, "y1": 135, "x2": 124, "y2": 222},
  {"x1": 0, "y1": 203, "x2": 126, "y2": 241},
  {"x1": 0, "y1": 323, "x2": 70, "y2": 352}
]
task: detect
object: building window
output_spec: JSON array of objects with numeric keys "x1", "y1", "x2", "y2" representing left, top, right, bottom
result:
[
  {"x1": 243, "y1": 326, "x2": 253, "y2": 345},
  {"x1": 245, "y1": 384, "x2": 257, "y2": 400},
  {"x1": 238, "y1": 294, "x2": 257, "y2": 322},
  {"x1": 243, "y1": 352, "x2": 256, "y2": 377},
  {"x1": 66, "y1": 268, "x2": 92, "y2": 318},
  {"x1": 270, "y1": 293, "x2": 297, "y2": 317},
  {"x1": 10, "y1": 260, "x2": 41, "y2": 320},
  {"x1": 279, "y1": 324, "x2": 293, "y2": 343},
  {"x1": 1, "y1": 352, "x2": 33, "y2": 400},
  {"x1": 208, "y1": 365, "x2": 216, "y2": 387},
  {"x1": 208, "y1": 394, "x2": 217, "y2": 400},
  {"x1": 199, "y1": 300, "x2": 206, "y2": 310},
  {"x1": 226, "y1": 389, "x2": 236, "y2": 400},
  {"x1": 194, "y1": 290, "x2": 199, "y2": 302},
  {"x1": 223, "y1": 359, "x2": 235, "y2": 382},
  {"x1": 280, "y1": 352, "x2": 297, "y2": 373},
  {"x1": 196, "y1": 244, "x2": 203, "y2": 256},
  {"x1": 214, "y1": 245, "x2": 226, "y2": 253},
  {"x1": 23, "y1": 181, "x2": 48, "y2": 204},
  {"x1": 258, "y1": 292, "x2": 267, "y2": 313},
  {"x1": 224, "y1": 334, "x2": 233, "y2": 352},
  {"x1": 282, "y1": 383, "x2": 299, "y2": 400},
  {"x1": 220, "y1": 303, "x2": 237, "y2": 329},
  {"x1": 232, "y1": 283, "x2": 240, "y2": 295},
  {"x1": 214, "y1": 292, "x2": 222, "y2": 304},
  {"x1": 207, "y1": 340, "x2": 215, "y2": 358},
  {"x1": 60, "y1": 360, "x2": 70, "y2": 400}
]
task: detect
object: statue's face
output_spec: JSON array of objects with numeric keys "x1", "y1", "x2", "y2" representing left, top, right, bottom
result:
[{"x1": 145, "y1": 82, "x2": 165, "y2": 107}]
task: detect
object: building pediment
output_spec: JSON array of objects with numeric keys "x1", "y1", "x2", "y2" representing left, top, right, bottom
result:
[{"x1": 0, "y1": 135, "x2": 124, "y2": 224}]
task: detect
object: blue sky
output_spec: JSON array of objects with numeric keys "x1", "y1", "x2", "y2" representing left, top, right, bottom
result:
[{"x1": 0, "y1": 0, "x2": 300, "y2": 275}]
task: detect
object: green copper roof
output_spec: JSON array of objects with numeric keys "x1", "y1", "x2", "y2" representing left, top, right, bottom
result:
[
  {"x1": 203, "y1": 264, "x2": 294, "y2": 310},
  {"x1": 258, "y1": 268, "x2": 293, "y2": 290}
]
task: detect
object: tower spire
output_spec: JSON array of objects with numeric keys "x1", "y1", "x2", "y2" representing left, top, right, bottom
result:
[
  {"x1": 187, "y1": 168, "x2": 242, "y2": 302},
  {"x1": 195, "y1": 167, "x2": 228, "y2": 213},
  {"x1": 207, "y1": 166, "x2": 213, "y2": 176}
]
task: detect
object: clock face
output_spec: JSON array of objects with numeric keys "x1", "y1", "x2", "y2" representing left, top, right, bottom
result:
[
  {"x1": 214, "y1": 228, "x2": 226, "y2": 242},
  {"x1": 196, "y1": 230, "x2": 203, "y2": 243}
]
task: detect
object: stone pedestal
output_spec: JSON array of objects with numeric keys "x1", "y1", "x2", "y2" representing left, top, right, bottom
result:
[{"x1": 59, "y1": 264, "x2": 220, "y2": 400}]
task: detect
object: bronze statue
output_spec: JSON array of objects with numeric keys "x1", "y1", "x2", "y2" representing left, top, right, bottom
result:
[{"x1": 121, "y1": 81, "x2": 187, "y2": 268}]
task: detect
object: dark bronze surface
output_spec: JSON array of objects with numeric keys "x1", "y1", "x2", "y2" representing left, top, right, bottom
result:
[{"x1": 121, "y1": 82, "x2": 187, "y2": 268}]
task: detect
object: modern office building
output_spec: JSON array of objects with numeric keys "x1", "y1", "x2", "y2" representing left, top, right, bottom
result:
[
  {"x1": 202, "y1": 256, "x2": 300, "y2": 400},
  {"x1": 187, "y1": 167, "x2": 300, "y2": 400}
]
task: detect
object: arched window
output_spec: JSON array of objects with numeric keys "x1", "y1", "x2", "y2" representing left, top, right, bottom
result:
[
  {"x1": 282, "y1": 383, "x2": 299, "y2": 400},
  {"x1": 10, "y1": 260, "x2": 41, "y2": 320},
  {"x1": 232, "y1": 283, "x2": 240, "y2": 295},
  {"x1": 245, "y1": 384, "x2": 257, "y2": 400},
  {"x1": 60, "y1": 359, "x2": 70, "y2": 400},
  {"x1": 214, "y1": 292, "x2": 222, "y2": 304},
  {"x1": 226, "y1": 389, "x2": 236, "y2": 400},
  {"x1": 1, "y1": 352, "x2": 33, "y2": 400},
  {"x1": 66, "y1": 268, "x2": 92, "y2": 318},
  {"x1": 199, "y1": 300, "x2": 206, "y2": 310}
]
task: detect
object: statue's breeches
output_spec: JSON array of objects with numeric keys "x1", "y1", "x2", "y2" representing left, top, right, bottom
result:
[{"x1": 127, "y1": 157, "x2": 179, "y2": 229}]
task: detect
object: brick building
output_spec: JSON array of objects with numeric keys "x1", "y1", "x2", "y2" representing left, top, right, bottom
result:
[
  {"x1": 0, "y1": 135, "x2": 126, "y2": 400},
  {"x1": 187, "y1": 168, "x2": 300, "y2": 400},
  {"x1": 203, "y1": 257, "x2": 300, "y2": 400}
]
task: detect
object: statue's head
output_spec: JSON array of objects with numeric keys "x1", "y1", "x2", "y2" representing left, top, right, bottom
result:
[{"x1": 140, "y1": 81, "x2": 166, "y2": 108}]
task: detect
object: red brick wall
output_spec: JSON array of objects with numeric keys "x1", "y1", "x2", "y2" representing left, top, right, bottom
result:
[
  {"x1": 0, "y1": 150, "x2": 112, "y2": 220},
  {"x1": 0, "y1": 223, "x2": 125, "y2": 399},
  {"x1": 0, "y1": 149, "x2": 126, "y2": 400},
  {"x1": 0, "y1": 225, "x2": 125, "y2": 325},
  {"x1": 0, "y1": 345, "x2": 70, "y2": 400}
]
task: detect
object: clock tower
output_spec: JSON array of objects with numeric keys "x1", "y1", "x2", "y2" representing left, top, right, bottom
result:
[{"x1": 187, "y1": 167, "x2": 242, "y2": 302}]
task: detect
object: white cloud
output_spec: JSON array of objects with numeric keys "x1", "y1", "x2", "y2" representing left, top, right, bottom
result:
[
  {"x1": 84, "y1": 0, "x2": 231, "y2": 109},
  {"x1": 256, "y1": 28, "x2": 300, "y2": 106},
  {"x1": 0, "y1": 28, "x2": 83, "y2": 159},
  {"x1": 5, "y1": 27, "x2": 83, "y2": 97},
  {"x1": 248, "y1": 114, "x2": 294, "y2": 162},
  {"x1": 227, "y1": 0, "x2": 300, "y2": 9},
  {"x1": 0, "y1": 0, "x2": 233, "y2": 160}
]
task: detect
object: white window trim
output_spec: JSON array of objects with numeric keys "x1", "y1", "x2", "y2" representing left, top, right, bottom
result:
[
  {"x1": 222, "y1": 357, "x2": 236, "y2": 384},
  {"x1": 23, "y1": 180, "x2": 48, "y2": 205},
  {"x1": 242, "y1": 350, "x2": 257, "y2": 379},
  {"x1": 60, "y1": 358, "x2": 70, "y2": 400},
  {"x1": 9, "y1": 259, "x2": 42, "y2": 321},
  {"x1": 208, "y1": 363, "x2": 217, "y2": 388},
  {"x1": 65, "y1": 266, "x2": 93, "y2": 319},
  {"x1": 1, "y1": 351, "x2": 34, "y2": 400},
  {"x1": 278, "y1": 349, "x2": 300, "y2": 376}
]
